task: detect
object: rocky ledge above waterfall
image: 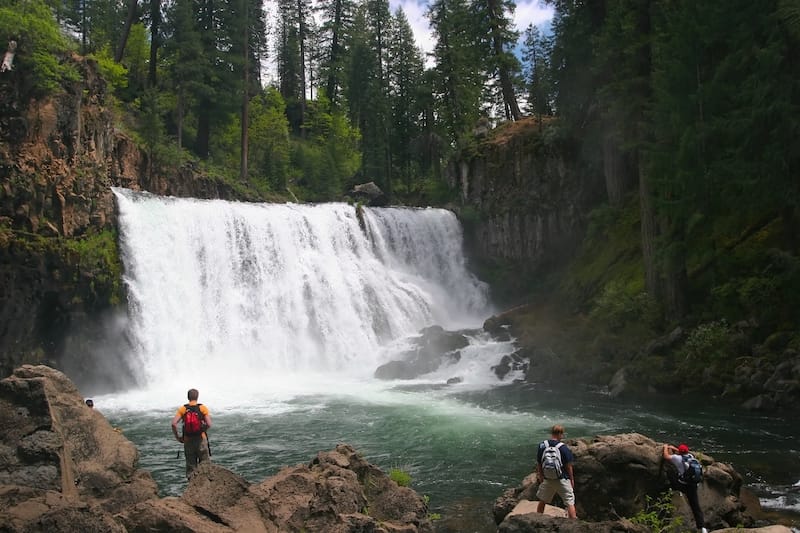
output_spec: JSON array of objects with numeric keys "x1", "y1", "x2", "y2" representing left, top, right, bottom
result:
[{"x1": 1, "y1": 365, "x2": 793, "y2": 533}]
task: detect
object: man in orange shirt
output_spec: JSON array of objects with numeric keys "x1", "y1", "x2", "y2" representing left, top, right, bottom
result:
[{"x1": 171, "y1": 388, "x2": 212, "y2": 479}]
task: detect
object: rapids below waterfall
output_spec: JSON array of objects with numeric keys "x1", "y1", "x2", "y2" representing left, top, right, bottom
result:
[{"x1": 94, "y1": 189, "x2": 800, "y2": 532}]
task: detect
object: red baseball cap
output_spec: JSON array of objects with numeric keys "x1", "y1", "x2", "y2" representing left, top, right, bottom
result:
[{"x1": 678, "y1": 444, "x2": 689, "y2": 454}]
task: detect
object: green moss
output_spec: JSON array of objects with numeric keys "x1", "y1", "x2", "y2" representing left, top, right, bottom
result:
[{"x1": 62, "y1": 229, "x2": 123, "y2": 305}]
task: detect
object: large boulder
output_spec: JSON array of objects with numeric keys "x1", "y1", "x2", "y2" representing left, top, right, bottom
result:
[
  {"x1": 349, "y1": 182, "x2": 388, "y2": 207},
  {"x1": 118, "y1": 444, "x2": 433, "y2": 533},
  {"x1": 374, "y1": 325, "x2": 469, "y2": 380},
  {"x1": 0, "y1": 365, "x2": 159, "y2": 531},
  {"x1": 495, "y1": 433, "x2": 757, "y2": 531}
]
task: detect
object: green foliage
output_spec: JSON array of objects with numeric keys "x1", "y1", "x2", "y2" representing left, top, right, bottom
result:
[
  {"x1": 590, "y1": 281, "x2": 658, "y2": 331},
  {"x1": 630, "y1": 491, "x2": 684, "y2": 533},
  {"x1": 388, "y1": 467, "x2": 412, "y2": 487},
  {"x1": 136, "y1": 89, "x2": 169, "y2": 158},
  {"x1": 292, "y1": 98, "x2": 361, "y2": 201},
  {"x1": 562, "y1": 200, "x2": 645, "y2": 313},
  {"x1": 62, "y1": 229, "x2": 122, "y2": 305},
  {"x1": 249, "y1": 88, "x2": 291, "y2": 190},
  {"x1": 120, "y1": 23, "x2": 149, "y2": 99},
  {"x1": 0, "y1": 0, "x2": 79, "y2": 95},
  {"x1": 89, "y1": 46, "x2": 128, "y2": 91},
  {"x1": 679, "y1": 320, "x2": 731, "y2": 364},
  {"x1": 419, "y1": 177, "x2": 456, "y2": 205}
]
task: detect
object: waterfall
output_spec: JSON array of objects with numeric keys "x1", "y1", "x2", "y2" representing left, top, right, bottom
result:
[{"x1": 113, "y1": 189, "x2": 494, "y2": 390}]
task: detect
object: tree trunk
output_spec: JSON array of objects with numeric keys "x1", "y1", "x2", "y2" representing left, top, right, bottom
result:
[
  {"x1": 148, "y1": 0, "x2": 160, "y2": 87},
  {"x1": 661, "y1": 221, "x2": 688, "y2": 320},
  {"x1": 196, "y1": 104, "x2": 210, "y2": 159},
  {"x1": 297, "y1": 0, "x2": 307, "y2": 133},
  {"x1": 176, "y1": 91, "x2": 183, "y2": 151},
  {"x1": 240, "y1": 0, "x2": 249, "y2": 181},
  {"x1": 115, "y1": 0, "x2": 139, "y2": 63},
  {"x1": 487, "y1": 0, "x2": 521, "y2": 121},
  {"x1": 326, "y1": 0, "x2": 342, "y2": 104},
  {"x1": 603, "y1": 129, "x2": 627, "y2": 207},
  {"x1": 638, "y1": 151, "x2": 659, "y2": 299}
]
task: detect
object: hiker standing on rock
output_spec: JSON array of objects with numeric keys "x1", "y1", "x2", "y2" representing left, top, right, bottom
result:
[
  {"x1": 171, "y1": 388, "x2": 212, "y2": 479},
  {"x1": 663, "y1": 442, "x2": 707, "y2": 533},
  {"x1": 535, "y1": 424, "x2": 577, "y2": 519}
]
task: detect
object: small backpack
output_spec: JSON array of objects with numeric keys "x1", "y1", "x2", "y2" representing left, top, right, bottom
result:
[
  {"x1": 541, "y1": 441, "x2": 565, "y2": 480},
  {"x1": 182, "y1": 404, "x2": 205, "y2": 436},
  {"x1": 680, "y1": 453, "x2": 703, "y2": 484}
]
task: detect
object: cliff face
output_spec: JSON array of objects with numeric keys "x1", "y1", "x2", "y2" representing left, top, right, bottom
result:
[
  {"x1": 0, "y1": 54, "x2": 247, "y2": 384},
  {"x1": 447, "y1": 119, "x2": 603, "y2": 300}
]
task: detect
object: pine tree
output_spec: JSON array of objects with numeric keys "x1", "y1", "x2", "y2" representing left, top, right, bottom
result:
[
  {"x1": 428, "y1": 0, "x2": 484, "y2": 146},
  {"x1": 315, "y1": 0, "x2": 356, "y2": 106},
  {"x1": 387, "y1": 7, "x2": 425, "y2": 193},
  {"x1": 521, "y1": 23, "x2": 553, "y2": 124},
  {"x1": 476, "y1": 0, "x2": 522, "y2": 120}
]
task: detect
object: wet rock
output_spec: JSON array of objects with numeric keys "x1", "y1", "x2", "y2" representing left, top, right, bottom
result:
[
  {"x1": 349, "y1": 181, "x2": 388, "y2": 207},
  {"x1": 374, "y1": 326, "x2": 468, "y2": 380},
  {"x1": 492, "y1": 351, "x2": 529, "y2": 381}
]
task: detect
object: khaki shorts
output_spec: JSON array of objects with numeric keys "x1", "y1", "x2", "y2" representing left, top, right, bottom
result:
[{"x1": 536, "y1": 477, "x2": 575, "y2": 506}]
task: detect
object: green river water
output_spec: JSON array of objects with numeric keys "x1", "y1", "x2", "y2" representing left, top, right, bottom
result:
[{"x1": 104, "y1": 382, "x2": 800, "y2": 532}]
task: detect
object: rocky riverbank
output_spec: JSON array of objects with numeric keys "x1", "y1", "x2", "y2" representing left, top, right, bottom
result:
[
  {"x1": 1, "y1": 364, "x2": 795, "y2": 532},
  {"x1": 482, "y1": 302, "x2": 800, "y2": 413}
]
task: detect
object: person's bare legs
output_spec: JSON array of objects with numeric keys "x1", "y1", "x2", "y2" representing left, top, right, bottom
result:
[
  {"x1": 567, "y1": 504, "x2": 577, "y2": 519},
  {"x1": 536, "y1": 501, "x2": 546, "y2": 513}
]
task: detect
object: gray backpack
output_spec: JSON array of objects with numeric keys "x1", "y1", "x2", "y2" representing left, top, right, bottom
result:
[{"x1": 541, "y1": 441, "x2": 565, "y2": 479}]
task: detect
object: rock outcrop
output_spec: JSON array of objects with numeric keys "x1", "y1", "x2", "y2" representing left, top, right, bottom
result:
[
  {"x1": 494, "y1": 433, "x2": 758, "y2": 532},
  {"x1": 0, "y1": 365, "x2": 433, "y2": 532},
  {"x1": 0, "y1": 365, "x2": 159, "y2": 530},
  {"x1": 374, "y1": 325, "x2": 471, "y2": 380},
  {"x1": 448, "y1": 119, "x2": 603, "y2": 295}
]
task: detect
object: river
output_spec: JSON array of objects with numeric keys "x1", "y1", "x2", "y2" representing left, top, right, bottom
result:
[{"x1": 95, "y1": 190, "x2": 800, "y2": 532}]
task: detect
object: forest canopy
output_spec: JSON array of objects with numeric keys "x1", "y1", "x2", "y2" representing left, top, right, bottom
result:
[{"x1": 1, "y1": 0, "x2": 798, "y2": 330}]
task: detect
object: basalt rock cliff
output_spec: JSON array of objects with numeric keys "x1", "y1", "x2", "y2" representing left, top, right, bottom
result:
[
  {"x1": 445, "y1": 119, "x2": 603, "y2": 302},
  {"x1": 0, "y1": 55, "x2": 251, "y2": 384}
]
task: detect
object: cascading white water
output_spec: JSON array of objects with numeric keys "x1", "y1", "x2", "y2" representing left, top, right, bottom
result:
[{"x1": 114, "y1": 188, "x2": 499, "y2": 396}]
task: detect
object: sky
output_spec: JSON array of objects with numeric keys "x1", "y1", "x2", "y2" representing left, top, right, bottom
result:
[{"x1": 389, "y1": 0, "x2": 554, "y2": 62}]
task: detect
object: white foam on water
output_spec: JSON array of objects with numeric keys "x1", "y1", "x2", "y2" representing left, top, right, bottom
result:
[{"x1": 111, "y1": 189, "x2": 513, "y2": 409}]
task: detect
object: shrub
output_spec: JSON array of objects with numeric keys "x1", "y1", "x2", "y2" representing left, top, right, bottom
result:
[
  {"x1": 388, "y1": 467, "x2": 412, "y2": 487},
  {"x1": 631, "y1": 491, "x2": 684, "y2": 533},
  {"x1": 89, "y1": 45, "x2": 128, "y2": 91},
  {"x1": 0, "y1": 0, "x2": 79, "y2": 95},
  {"x1": 680, "y1": 320, "x2": 731, "y2": 363},
  {"x1": 590, "y1": 280, "x2": 659, "y2": 331}
]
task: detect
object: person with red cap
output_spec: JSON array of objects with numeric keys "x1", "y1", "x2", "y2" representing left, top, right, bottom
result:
[{"x1": 663, "y1": 442, "x2": 707, "y2": 533}]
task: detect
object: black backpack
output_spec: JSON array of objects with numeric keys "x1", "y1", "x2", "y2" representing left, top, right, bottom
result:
[
  {"x1": 680, "y1": 453, "x2": 703, "y2": 484},
  {"x1": 182, "y1": 403, "x2": 205, "y2": 436}
]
